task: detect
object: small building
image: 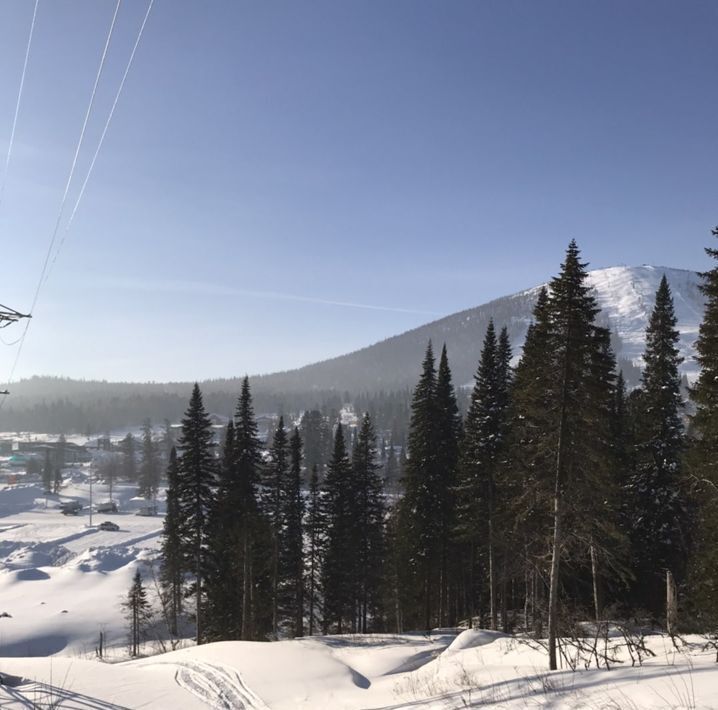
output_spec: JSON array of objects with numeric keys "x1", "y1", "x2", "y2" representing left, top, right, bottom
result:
[{"x1": 96, "y1": 501, "x2": 118, "y2": 514}]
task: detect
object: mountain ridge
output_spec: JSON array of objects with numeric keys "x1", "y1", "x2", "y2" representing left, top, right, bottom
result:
[{"x1": 4, "y1": 264, "x2": 703, "y2": 403}]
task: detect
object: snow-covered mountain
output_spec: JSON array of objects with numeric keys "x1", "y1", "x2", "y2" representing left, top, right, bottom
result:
[
  {"x1": 252, "y1": 265, "x2": 704, "y2": 393},
  {"x1": 586, "y1": 265, "x2": 703, "y2": 380},
  {"x1": 521, "y1": 265, "x2": 704, "y2": 382},
  {"x1": 4, "y1": 266, "x2": 704, "y2": 414}
]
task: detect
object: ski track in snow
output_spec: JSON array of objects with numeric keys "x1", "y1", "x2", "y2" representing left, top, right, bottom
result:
[{"x1": 165, "y1": 660, "x2": 268, "y2": 710}]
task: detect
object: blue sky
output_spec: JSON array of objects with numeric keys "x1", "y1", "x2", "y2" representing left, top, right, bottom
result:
[{"x1": 0, "y1": 0, "x2": 715, "y2": 382}]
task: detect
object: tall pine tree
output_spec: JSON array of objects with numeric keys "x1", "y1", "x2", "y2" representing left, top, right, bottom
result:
[
  {"x1": 265, "y1": 416, "x2": 289, "y2": 636},
  {"x1": 322, "y1": 424, "x2": 355, "y2": 632},
  {"x1": 687, "y1": 226, "x2": 718, "y2": 627},
  {"x1": 138, "y1": 419, "x2": 160, "y2": 500},
  {"x1": 457, "y1": 320, "x2": 512, "y2": 630},
  {"x1": 233, "y1": 377, "x2": 272, "y2": 640},
  {"x1": 160, "y1": 447, "x2": 183, "y2": 636},
  {"x1": 398, "y1": 341, "x2": 439, "y2": 630},
  {"x1": 305, "y1": 464, "x2": 325, "y2": 635},
  {"x1": 352, "y1": 413, "x2": 386, "y2": 632},
  {"x1": 176, "y1": 383, "x2": 217, "y2": 643},
  {"x1": 434, "y1": 346, "x2": 461, "y2": 627},
  {"x1": 280, "y1": 427, "x2": 305, "y2": 637},
  {"x1": 630, "y1": 275, "x2": 688, "y2": 617},
  {"x1": 204, "y1": 421, "x2": 241, "y2": 640}
]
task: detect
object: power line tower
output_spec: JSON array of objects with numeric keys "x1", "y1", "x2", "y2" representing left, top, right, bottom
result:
[
  {"x1": 0, "y1": 302, "x2": 30, "y2": 395},
  {"x1": 0, "y1": 303, "x2": 29, "y2": 328}
]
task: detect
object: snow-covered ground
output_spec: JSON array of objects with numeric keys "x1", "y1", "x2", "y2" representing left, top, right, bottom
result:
[{"x1": 3, "y1": 478, "x2": 718, "y2": 709}]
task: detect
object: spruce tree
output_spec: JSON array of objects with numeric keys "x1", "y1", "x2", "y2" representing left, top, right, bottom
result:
[
  {"x1": 204, "y1": 421, "x2": 240, "y2": 640},
  {"x1": 281, "y1": 427, "x2": 305, "y2": 637},
  {"x1": 265, "y1": 416, "x2": 289, "y2": 636},
  {"x1": 160, "y1": 447, "x2": 183, "y2": 636},
  {"x1": 56, "y1": 434, "x2": 66, "y2": 469},
  {"x1": 42, "y1": 449, "x2": 52, "y2": 493},
  {"x1": 688, "y1": 226, "x2": 718, "y2": 627},
  {"x1": 541, "y1": 241, "x2": 619, "y2": 669},
  {"x1": 322, "y1": 424, "x2": 355, "y2": 632},
  {"x1": 176, "y1": 383, "x2": 217, "y2": 643},
  {"x1": 300, "y1": 409, "x2": 331, "y2": 479},
  {"x1": 434, "y1": 345, "x2": 461, "y2": 627},
  {"x1": 384, "y1": 435, "x2": 399, "y2": 493},
  {"x1": 398, "y1": 341, "x2": 439, "y2": 630},
  {"x1": 233, "y1": 377, "x2": 271, "y2": 640},
  {"x1": 138, "y1": 419, "x2": 160, "y2": 500},
  {"x1": 124, "y1": 569, "x2": 151, "y2": 657},
  {"x1": 457, "y1": 320, "x2": 512, "y2": 630},
  {"x1": 305, "y1": 464, "x2": 325, "y2": 635},
  {"x1": 352, "y1": 413, "x2": 386, "y2": 632},
  {"x1": 497, "y1": 326, "x2": 513, "y2": 415},
  {"x1": 629, "y1": 275, "x2": 688, "y2": 616},
  {"x1": 162, "y1": 419, "x2": 175, "y2": 462},
  {"x1": 203, "y1": 378, "x2": 271, "y2": 642},
  {"x1": 498, "y1": 288, "x2": 554, "y2": 635},
  {"x1": 121, "y1": 433, "x2": 137, "y2": 482},
  {"x1": 492, "y1": 243, "x2": 620, "y2": 666}
]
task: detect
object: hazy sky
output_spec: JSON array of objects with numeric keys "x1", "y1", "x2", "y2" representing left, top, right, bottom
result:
[{"x1": 0, "y1": 0, "x2": 716, "y2": 382}]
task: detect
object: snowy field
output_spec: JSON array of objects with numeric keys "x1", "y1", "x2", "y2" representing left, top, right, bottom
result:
[{"x1": 2, "y1": 478, "x2": 718, "y2": 709}]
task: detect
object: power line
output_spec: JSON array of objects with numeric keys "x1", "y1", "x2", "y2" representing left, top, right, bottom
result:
[
  {"x1": 0, "y1": 0, "x2": 39, "y2": 214},
  {"x1": 45, "y1": 0, "x2": 155, "y2": 285},
  {"x1": 0, "y1": 0, "x2": 122, "y2": 407},
  {"x1": 28, "y1": 0, "x2": 122, "y2": 316},
  {"x1": 1, "y1": 0, "x2": 155, "y2": 407}
]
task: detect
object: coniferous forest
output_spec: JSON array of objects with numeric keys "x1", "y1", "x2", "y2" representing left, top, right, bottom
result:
[{"x1": 158, "y1": 232, "x2": 718, "y2": 670}]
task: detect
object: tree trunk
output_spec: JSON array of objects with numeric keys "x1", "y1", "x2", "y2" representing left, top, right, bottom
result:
[
  {"x1": 590, "y1": 543, "x2": 601, "y2": 624},
  {"x1": 548, "y1": 300, "x2": 574, "y2": 671},
  {"x1": 272, "y1": 536, "x2": 278, "y2": 637},
  {"x1": 241, "y1": 528, "x2": 250, "y2": 640},
  {"x1": 548, "y1": 486, "x2": 562, "y2": 670},
  {"x1": 309, "y1": 545, "x2": 316, "y2": 636},
  {"x1": 196, "y1": 543, "x2": 202, "y2": 644},
  {"x1": 424, "y1": 564, "x2": 432, "y2": 631},
  {"x1": 666, "y1": 569, "x2": 678, "y2": 635},
  {"x1": 489, "y1": 519, "x2": 497, "y2": 631},
  {"x1": 501, "y1": 562, "x2": 508, "y2": 633},
  {"x1": 524, "y1": 557, "x2": 530, "y2": 632},
  {"x1": 488, "y1": 473, "x2": 497, "y2": 631}
]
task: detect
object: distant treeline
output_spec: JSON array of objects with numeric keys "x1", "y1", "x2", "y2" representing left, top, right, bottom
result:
[{"x1": 0, "y1": 381, "x2": 426, "y2": 441}]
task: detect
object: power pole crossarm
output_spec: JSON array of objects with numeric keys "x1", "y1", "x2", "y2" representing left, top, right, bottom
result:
[{"x1": 0, "y1": 303, "x2": 31, "y2": 327}]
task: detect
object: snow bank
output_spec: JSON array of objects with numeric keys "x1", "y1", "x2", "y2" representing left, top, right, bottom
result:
[{"x1": 443, "y1": 627, "x2": 509, "y2": 654}]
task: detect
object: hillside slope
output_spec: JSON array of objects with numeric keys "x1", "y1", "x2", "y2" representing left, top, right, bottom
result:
[
  {"x1": 3, "y1": 266, "x2": 703, "y2": 412},
  {"x1": 250, "y1": 265, "x2": 703, "y2": 392}
]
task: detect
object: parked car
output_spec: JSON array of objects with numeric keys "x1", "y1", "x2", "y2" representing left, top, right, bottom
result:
[{"x1": 98, "y1": 520, "x2": 120, "y2": 532}]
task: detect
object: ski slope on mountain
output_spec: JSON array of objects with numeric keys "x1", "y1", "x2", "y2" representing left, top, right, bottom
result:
[{"x1": 586, "y1": 265, "x2": 703, "y2": 379}]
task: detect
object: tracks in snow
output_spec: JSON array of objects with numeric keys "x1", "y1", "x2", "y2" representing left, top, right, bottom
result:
[{"x1": 171, "y1": 660, "x2": 268, "y2": 710}]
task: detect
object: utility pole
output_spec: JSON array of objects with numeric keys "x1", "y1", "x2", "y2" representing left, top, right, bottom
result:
[
  {"x1": 0, "y1": 303, "x2": 31, "y2": 396},
  {"x1": 0, "y1": 303, "x2": 30, "y2": 327}
]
